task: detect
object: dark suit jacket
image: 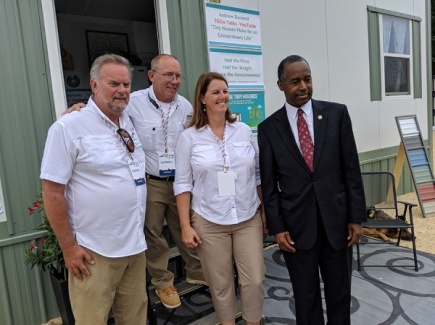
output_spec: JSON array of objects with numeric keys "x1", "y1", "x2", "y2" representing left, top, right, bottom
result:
[{"x1": 258, "y1": 99, "x2": 367, "y2": 250}]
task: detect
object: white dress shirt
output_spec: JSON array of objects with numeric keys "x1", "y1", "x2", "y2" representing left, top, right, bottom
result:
[
  {"x1": 285, "y1": 100, "x2": 315, "y2": 152},
  {"x1": 40, "y1": 97, "x2": 147, "y2": 258},
  {"x1": 174, "y1": 121, "x2": 260, "y2": 225},
  {"x1": 127, "y1": 85, "x2": 193, "y2": 176}
]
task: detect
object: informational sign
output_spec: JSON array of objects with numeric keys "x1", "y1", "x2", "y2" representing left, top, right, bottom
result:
[
  {"x1": 205, "y1": 3, "x2": 262, "y2": 49},
  {"x1": 394, "y1": 115, "x2": 435, "y2": 217},
  {"x1": 229, "y1": 90, "x2": 265, "y2": 128},
  {"x1": 204, "y1": 1, "x2": 265, "y2": 126},
  {"x1": 209, "y1": 48, "x2": 263, "y2": 88}
]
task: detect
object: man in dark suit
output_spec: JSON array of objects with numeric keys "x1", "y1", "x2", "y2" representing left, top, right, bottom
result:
[{"x1": 258, "y1": 55, "x2": 367, "y2": 325}]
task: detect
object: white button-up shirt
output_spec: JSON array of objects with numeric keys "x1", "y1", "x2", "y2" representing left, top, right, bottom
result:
[
  {"x1": 40, "y1": 97, "x2": 147, "y2": 258},
  {"x1": 127, "y1": 85, "x2": 193, "y2": 176},
  {"x1": 174, "y1": 121, "x2": 260, "y2": 225}
]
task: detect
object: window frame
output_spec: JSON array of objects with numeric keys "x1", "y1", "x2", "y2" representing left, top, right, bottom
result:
[
  {"x1": 367, "y1": 6, "x2": 422, "y2": 101},
  {"x1": 380, "y1": 14, "x2": 413, "y2": 99}
]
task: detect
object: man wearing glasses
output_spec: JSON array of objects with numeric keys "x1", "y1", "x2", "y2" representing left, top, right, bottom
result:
[
  {"x1": 41, "y1": 54, "x2": 148, "y2": 324},
  {"x1": 64, "y1": 54, "x2": 204, "y2": 308},
  {"x1": 127, "y1": 54, "x2": 204, "y2": 308}
]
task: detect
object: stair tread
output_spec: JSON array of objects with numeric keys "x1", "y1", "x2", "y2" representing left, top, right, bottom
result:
[{"x1": 168, "y1": 245, "x2": 181, "y2": 261}]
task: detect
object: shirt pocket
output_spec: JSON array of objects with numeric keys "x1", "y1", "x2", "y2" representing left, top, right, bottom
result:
[
  {"x1": 233, "y1": 141, "x2": 255, "y2": 158},
  {"x1": 132, "y1": 119, "x2": 160, "y2": 151},
  {"x1": 192, "y1": 144, "x2": 216, "y2": 165},
  {"x1": 79, "y1": 135, "x2": 124, "y2": 171}
]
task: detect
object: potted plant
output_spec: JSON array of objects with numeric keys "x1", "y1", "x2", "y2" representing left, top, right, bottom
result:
[{"x1": 24, "y1": 192, "x2": 74, "y2": 325}]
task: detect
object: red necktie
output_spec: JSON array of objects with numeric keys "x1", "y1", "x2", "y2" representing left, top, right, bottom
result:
[{"x1": 297, "y1": 109, "x2": 314, "y2": 171}]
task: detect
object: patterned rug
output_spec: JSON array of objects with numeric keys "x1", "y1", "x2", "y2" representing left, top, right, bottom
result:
[
  {"x1": 155, "y1": 240, "x2": 435, "y2": 324},
  {"x1": 264, "y1": 240, "x2": 435, "y2": 325}
]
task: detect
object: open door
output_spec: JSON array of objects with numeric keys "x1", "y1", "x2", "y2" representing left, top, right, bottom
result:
[{"x1": 53, "y1": 0, "x2": 159, "y2": 109}]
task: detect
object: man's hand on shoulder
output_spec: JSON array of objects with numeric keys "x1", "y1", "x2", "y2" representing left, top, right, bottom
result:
[{"x1": 62, "y1": 102, "x2": 86, "y2": 116}]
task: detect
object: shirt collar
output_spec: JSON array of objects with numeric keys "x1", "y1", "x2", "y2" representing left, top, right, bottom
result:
[
  {"x1": 285, "y1": 100, "x2": 313, "y2": 120},
  {"x1": 198, "y1": 120, "x2": 236, "y2": 132},
  {"x1": 148, "y1": 84, "x2": 179, "y2": 108}
]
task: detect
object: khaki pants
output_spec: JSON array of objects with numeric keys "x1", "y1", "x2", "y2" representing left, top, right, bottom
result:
[
  {"x1": 192, "y1": 211, "x2": 265, "y2": 323},
  {"x1": 145, "y1": 177, "x2": 202, "y2": 289},
  {"x1": 69, "y1": 248, "x2": 147, "y2": 325}
]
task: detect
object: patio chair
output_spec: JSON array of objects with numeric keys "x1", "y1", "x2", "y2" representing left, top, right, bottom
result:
[{"x1": 356, "y1": 171, "x2": 419, "y2": 271}]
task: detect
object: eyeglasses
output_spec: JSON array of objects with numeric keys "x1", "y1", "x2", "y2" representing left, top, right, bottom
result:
[
  {"x1": 117, "y1": 128, "x2": 135, "y2": 153},
  {"x1": 152, "y1": 70, "x2": 185, "y2": 81}
]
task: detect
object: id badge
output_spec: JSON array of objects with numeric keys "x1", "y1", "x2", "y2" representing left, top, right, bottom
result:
[
  {"x1": 218, "y1": 170, "x2": 236, "y2": 196},
  {"x1": 158, "y1": 150, "x2": 175, "y2": 177},
  {"x1": 128, "y1": 157, "x2": 145, "y2": 186}
]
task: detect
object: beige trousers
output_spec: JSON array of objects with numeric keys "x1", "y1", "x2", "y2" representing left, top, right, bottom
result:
[
  {"x1": 145, "y1": 177, "x2": 202, "y2": 289},
  {"x1": 69, "y1": 248, "x2": 147, "y2": 325},
  {"x1": 192, "y1": 211, "x2": 265, "y2": 323}
]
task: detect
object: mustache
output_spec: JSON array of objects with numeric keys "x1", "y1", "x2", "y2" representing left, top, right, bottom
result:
[{"x1": 296, "y1": 90, "x2": 311, "y2": 96}]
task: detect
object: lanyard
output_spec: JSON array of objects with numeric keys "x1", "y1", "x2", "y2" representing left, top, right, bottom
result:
[
  {"x1": 207, "y1": 124, "x2": 229, "y2": 172},
  {"x1": 148, "y1": 92, "x2": 176, "y2": 153},
  {"x1": 161, "y1": 102, "x2": 175, "y2": 153}
]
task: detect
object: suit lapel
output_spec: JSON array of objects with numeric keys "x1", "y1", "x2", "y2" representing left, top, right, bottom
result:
[
  {"x1": 312, "y1": 99, "x2": 327, "y2": 172},
  {"x1": 274, "y1": 106, "x2": 311, "y2": 171}
]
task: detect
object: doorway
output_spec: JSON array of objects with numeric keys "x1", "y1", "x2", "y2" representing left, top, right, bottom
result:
[{"x1": 54, "y1": 0, "x2": 159, "y2": 107}]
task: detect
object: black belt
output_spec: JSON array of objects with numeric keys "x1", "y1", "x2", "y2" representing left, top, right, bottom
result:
[{"x1": 146, "y1": 173, "x2": 175, "y2": 182}]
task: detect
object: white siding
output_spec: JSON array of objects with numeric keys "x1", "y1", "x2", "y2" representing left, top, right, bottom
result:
[{"x1": 256, "y1": 0, "x2": 427, "y2": 153}]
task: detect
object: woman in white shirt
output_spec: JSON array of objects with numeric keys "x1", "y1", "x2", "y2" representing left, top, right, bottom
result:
[{"x1": 174, "y1": 72, "x2": 266, "y2": 325}]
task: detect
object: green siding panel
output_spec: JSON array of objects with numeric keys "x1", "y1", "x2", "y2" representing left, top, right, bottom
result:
[
  {"x1": 0, "y1": 0, "x2": 58, "y2": 324},
  {"x1": 166, "y1": 0, "x2": 208, "y2": 102},
  {"x1": 0, "y1": 0, "x2": 54, "y2": 236},
  {"x1": 359, "y1": 146, "x2": 415, "y2": 196}
]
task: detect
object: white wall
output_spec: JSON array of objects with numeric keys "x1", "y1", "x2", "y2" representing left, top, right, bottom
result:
[{"x1": 256, "y1": 0, "x2": 427, "y2": 153}]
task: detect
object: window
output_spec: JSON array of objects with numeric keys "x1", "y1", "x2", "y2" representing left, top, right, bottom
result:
[
  {"x1": 382, "y1": 15, "x2": 411, "y2": 96},
  {"x1": 367, "y1": 6, "x2": 422, "y2": 101}
]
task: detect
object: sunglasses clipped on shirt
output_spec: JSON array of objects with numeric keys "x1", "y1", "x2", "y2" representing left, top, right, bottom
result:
[{"x1": 117, "y1": 128, "x2": 135, "y2": 153}]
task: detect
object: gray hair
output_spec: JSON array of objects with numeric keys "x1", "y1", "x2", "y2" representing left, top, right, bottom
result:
[
  {"x1": 90, "y1": 54, "x2": 133, "y2": 82},
  {"x1": 150, "y1": 54, "x2": 179, "y2": 71}
]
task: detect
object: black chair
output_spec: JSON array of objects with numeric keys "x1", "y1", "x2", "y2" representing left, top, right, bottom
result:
[{"x1": 356, "y1": 171, "x2": 418, "y2": 271}]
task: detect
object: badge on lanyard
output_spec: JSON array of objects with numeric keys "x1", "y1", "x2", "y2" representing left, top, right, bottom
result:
[
  {"x1": 158, "y1": 149, "x2": 175, "y2": 177},
  {"x1": 128, "y1": 157, "x2": 145, "y2": 186},
  {"x1": 218, "y1": 170, "x2": 236, "y2": 196}
]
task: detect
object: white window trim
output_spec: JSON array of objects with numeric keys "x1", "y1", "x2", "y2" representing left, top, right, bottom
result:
[
  {"x1": 379, "y1": 14, "x2": 413, "y2": 100},
  {"x1": 41, "y1": 0, "x2": 67, "y2": 118}
]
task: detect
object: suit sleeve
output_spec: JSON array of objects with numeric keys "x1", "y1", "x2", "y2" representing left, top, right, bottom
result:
[
  {"x1": 258, "y1": 123, "x2": 287, "y2": 235},
  {"x1": 340, "y1": 106, "x2": 367, "y2": 223}
]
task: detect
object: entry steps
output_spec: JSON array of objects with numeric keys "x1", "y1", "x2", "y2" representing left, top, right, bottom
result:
[
  {"x1": 147, "y1": 236, "x2": 277, "y2": 324},
  {"x1": 147, "y1": 245, "x2": 209, "y2": 325}
]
